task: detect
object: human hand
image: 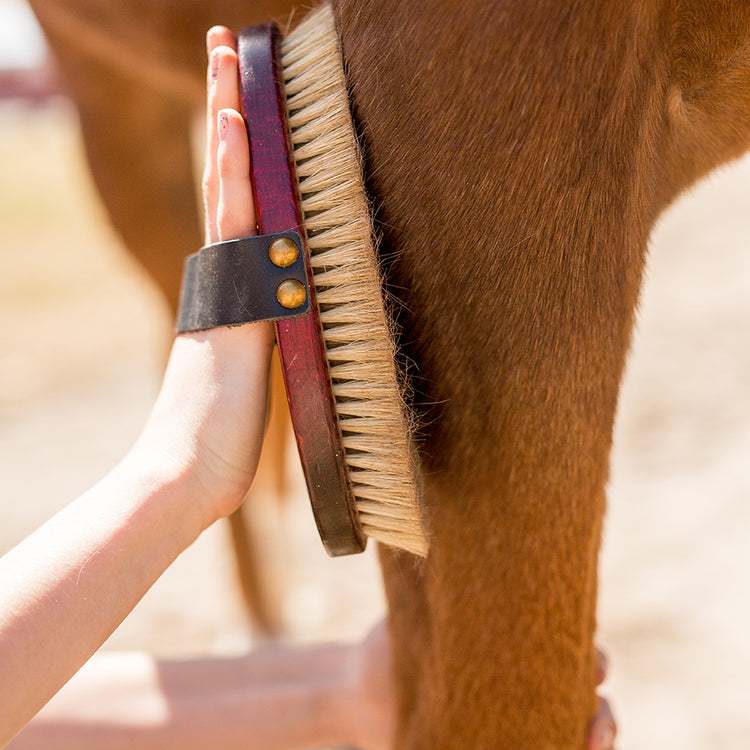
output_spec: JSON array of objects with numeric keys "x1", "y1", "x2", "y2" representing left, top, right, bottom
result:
[{"x1": 132, "y1": 30, "x2": 274, "y2": 528}]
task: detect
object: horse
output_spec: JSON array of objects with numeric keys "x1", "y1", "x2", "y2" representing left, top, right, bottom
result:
[{"x1": 27, "y1": 0, "x2": 750, "y2": 746}]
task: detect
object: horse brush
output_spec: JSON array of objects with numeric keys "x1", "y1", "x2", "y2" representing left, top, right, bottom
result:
[
  {"x1": 179, "y1": 4, "x2": 427, "y2": 557},
  {"x1": 240, "y1": 4, "x2": 428, "y2": 557}
]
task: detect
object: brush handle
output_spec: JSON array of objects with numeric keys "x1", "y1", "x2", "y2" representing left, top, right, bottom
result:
[{"x1": 238, "y1": 23, "x2": 366, "y2": 556}]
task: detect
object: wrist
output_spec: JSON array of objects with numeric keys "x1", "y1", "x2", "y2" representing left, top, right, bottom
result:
[
  {"x1": 117, "y1": 440, "x2": 209, "y2": 542},
  {"x1": 134, "y1": 327, "x2": 273, "y2": 527}
]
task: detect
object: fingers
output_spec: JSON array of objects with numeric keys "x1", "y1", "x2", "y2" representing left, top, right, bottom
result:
[
  {"x1": 589, "y1": 649, "x2": 615, "y2": 750},
  {"x1": 595, "y1": 648, "x2": 608, "y2": 686},
  {"x1": 206, "y1": 25, "x2": 235, "y2": 56},
  {"x1": 217, "y1": 109, "x2": 256, "y2": 240},
  {"x1": 203, "y1": 29, "x2": 243, "y2": 245},
  {"x1": 587, "y1": 697, "x2": 616, "y2": 750}
]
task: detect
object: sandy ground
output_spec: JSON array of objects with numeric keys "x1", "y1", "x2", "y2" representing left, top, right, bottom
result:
[{"x1": 1, "y1": 98, "x2": 749, "y2": 748}]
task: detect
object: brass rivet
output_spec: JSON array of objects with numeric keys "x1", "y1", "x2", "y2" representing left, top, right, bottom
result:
[
  {"x1": 276, "y1": 279, "x2": 306, "y2": 309},
  {"x1": 268, "y1": 237, "x2": 299, "y2": 268}
]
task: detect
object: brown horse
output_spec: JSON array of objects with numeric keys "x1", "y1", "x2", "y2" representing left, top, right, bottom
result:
[{"x1": 28, "y1": 0, "x2": 750, "y2": 747}]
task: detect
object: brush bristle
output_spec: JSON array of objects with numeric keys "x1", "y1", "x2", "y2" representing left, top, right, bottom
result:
[{"x1": 280, "y1": 4, "x2": 428, "y2": 557}]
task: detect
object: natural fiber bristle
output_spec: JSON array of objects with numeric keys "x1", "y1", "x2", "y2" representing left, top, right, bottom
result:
[{"x1": 281, "y1": 4, "x2": 428, "y2": 557}]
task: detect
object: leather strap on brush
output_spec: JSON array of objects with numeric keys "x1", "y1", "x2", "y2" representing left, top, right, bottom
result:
[{"x1": 176, "y1": 231, "x2": 309, "y2": 333}]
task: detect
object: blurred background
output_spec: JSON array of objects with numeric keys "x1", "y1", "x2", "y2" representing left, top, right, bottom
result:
[{"x1": 1, "y1": 1, "x2": 749, "y2": 747}]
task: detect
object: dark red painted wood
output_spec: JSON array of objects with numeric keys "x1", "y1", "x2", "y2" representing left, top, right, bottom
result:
[{"x1": 237, "y1": 23, "x2": 365, "y2": 556}]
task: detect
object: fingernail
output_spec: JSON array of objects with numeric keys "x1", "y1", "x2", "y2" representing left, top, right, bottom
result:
[
  {"x1": 206, "y1": 27, "x2": 221, "y2": 55},
  {"x1": 210, "y1": 50, "x2": 220, "y2": 84},
  {"x1": 218, "y1": 110, "x2": 229, "y2": 141}
]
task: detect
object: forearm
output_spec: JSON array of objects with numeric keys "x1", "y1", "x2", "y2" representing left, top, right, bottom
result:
[
  {"x1": 9, "y1": 645, "x2": 360, "y2": 750},
  {"x1": 0, "y1": 451, "x2": 205, "y2": 745},
  {"x1": 1, "y1": 33, "x2": 277, "y2": 748}
]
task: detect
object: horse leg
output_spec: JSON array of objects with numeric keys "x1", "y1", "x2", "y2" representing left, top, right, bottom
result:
[
  {"x1": 28, "y1": 0, "x2": 304, "y2": 310},
  {"x1": 334, "y1": 0, "x2": 652, "y2": 745},
  {"x1": 72, "y1": 81, "x2": 200, "y2": 312}
]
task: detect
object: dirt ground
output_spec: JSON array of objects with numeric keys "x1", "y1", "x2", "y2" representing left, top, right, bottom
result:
[{"x1": 1, "y1": 98, "x2": 749, "y2": 748}]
